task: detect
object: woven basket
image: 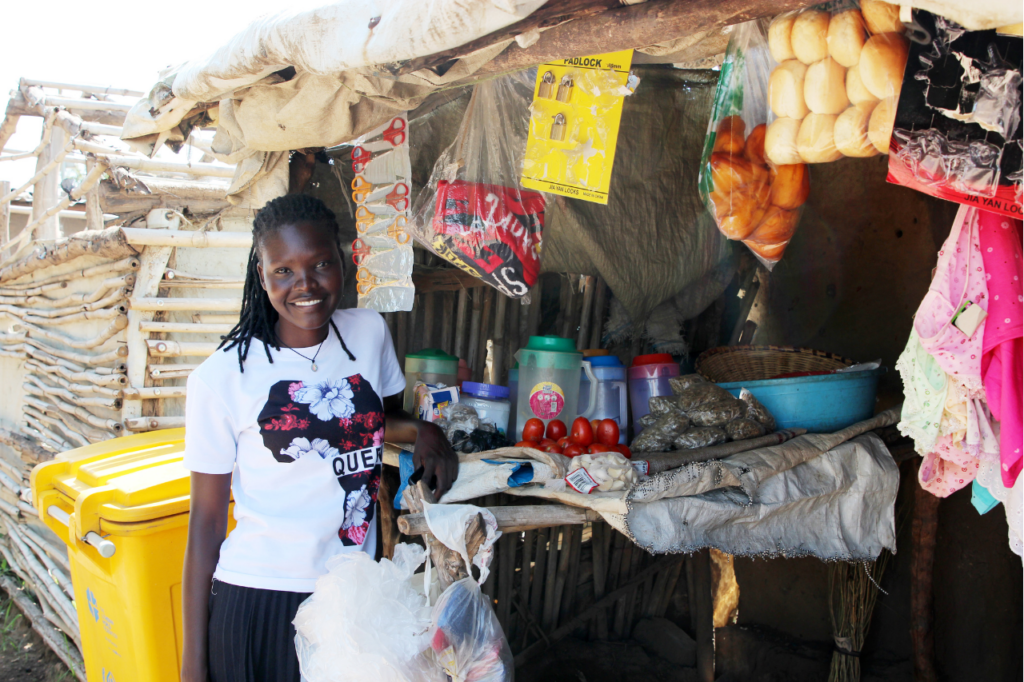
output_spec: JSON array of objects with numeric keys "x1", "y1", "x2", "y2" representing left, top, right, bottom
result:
[{"x1": 695, "y1": 346, "x2": 854, "y2": 383}]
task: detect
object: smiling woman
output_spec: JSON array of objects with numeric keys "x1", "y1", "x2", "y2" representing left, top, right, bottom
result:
[{"x1": 179, "y1": 194, "x2": 458, "y2": 682}]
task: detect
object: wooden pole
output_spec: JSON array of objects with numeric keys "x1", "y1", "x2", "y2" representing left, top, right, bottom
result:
[
  {"x1": 589, "y1": 278, "x2": 608, "y2": 350},
  {"x1": 529, "y1": 527, "x2": 550, "y2": 626},
  {"x1": 30, "y1": 126, "x2": 64, "y2": 241},
  {"x1": 453, "y1": 287, "x2": 470, "y2": 361},
  {"x1": 911, "y1": 479, "x2": 940, "y2": 682},
  {"x1": 0, "y1": 181, "x2": 8, "y2": 246},
  {"x1": 476, "y1": 288, "x2": 494, "y2": 382},
  {"x1": 422, "y1": 292, "x2": 436, "y2": 349},
  {"x1": 395, "y1": 310, "x2": 409, "y2": 368},
  {"x1": 398, "y1": 505, "x2": 601, "y2": 535},
  {"x1": 84, "y1": 159, "x2": 104, "y2": 231},
  {"x1": 577, "y1": 276, "x2": 595, "y2": 350},
  {"x1": 525, "y1": 278, "x2": 543, "y2": 342},
  {"x1": 691, "y1": 549, "x2": 716, "y2": 682},
  {"x1": 490, "y1": 292, "x2": 508, "y2": 384},
  {"x1": 440, "y1": 291, "x2": 454, "y2": 355},
  {"x1": 541, "y1": 526, "x2": 562, "y2": 630},
  {"x1": 467, "y1": 288, "x2": 483, "y2": 373}
]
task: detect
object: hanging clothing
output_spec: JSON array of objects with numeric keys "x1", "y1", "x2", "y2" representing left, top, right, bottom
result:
[
  {"x1": 896, "y1": 330, "x2": 948, "y2": 454},
  {"x1": 914, "y1": 206, "x2": 988, "y2": 394},
  {"x1": 977, "y1": 210, "x2": 1023, "y2": 487}
]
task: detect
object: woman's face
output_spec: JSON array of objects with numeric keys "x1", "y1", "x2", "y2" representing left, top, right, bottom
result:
[{"x1": 256, "y1": 221, "x2": 344, "y2": 347}]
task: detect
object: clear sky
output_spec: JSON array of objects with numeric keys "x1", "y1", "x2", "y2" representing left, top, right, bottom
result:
[{"x1": 0, "y1": 0, "x2": 293, "y2": 186}]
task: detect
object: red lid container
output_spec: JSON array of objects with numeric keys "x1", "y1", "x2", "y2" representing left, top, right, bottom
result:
[{"x1": 631, "y1": 353, "x2": 674, "y2": 366}]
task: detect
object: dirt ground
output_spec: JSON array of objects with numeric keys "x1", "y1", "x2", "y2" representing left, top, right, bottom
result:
[{"x1": 0, "y1": 590, "x2": 73, "y2": 682}]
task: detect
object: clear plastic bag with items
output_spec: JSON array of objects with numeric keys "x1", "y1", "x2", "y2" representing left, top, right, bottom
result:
[
  {"x1": 698, "y1": 20, "x2": 811, "y2": 269},
  {"x1": 765, "y1": 0, "x2": 909, "y2": 166},
  {"x1": 428, "y1": 578, "x2": 514, "y2": 682},
  {"x1": 411, "y1": 71, "x2": 545, "y2": 299}
]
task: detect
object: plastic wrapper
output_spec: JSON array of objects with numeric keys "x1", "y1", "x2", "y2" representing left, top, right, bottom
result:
[
  {"x1": 698, "y1": 20, "x2": 810, "y2": 269},
  {"x1": 725, "y1": 417, "x2": 768, "y2": 441},
  {"x1": 687, "y1": 398, "x2": 747, "y2": 427},
  {"x1": 429, "y1": 578, "x2": 514, "y2": 682},
  {"x1": 673, "y1": 426, "x2": 729, "y2": 450},
  {"x1": 886, "y1": 11, "x2": 1023, "y2": 218},
  {"x1": 669, "y1": 374, "x2": 708, "y2": 394},
  {"x1": 766, "y1": 1, "x2": 909, "y2": 166},
  {"x1": 739, "y1": 387, "x2": 777, "y2": 432},
  {"x1": 566, "y1": 452, "x2": 639, "y2": 493},
  {"x1": 412, "y1": 72, "x2": 544, "y2": 299},
  {"x1": 673, "y1": 382, "x2": 735, "y2": 413},
  {"x1": 631, "y1": 413, "x2": 691, "y2": 452},
  {"x1": 638, "y1": 412, "x2": 660, "y2": 430},
  {"x1": 648, "y1": 395, "x2": 681, "y2": 417},
  {"x1": 349, "y1": 115, "x2": 416, "y2": 312},
  {"x1": 443, "y1": 403, "x2": 481, "y2": 441},
  {"x1": 295, "y1": 543, "x2": 441, "y2": 682}
]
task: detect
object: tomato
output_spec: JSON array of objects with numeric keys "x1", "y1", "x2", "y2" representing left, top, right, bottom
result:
[
  {"x1": 522, "y1": 418, "x2": 545, "y2": 442},
  {"x1": 544, "y1": 444, "x2": 564, "y2": 455},
  {"x1": 556, "y1": 436, "x2": 571, "y2": 448},
  {"x1": 590, "y1": 419, "x2": 600, "y2": 434},
  {"x1": 596, "y1": 419, "x2": 620, "y2": 446},
  {"x1": 613, "y1": 444, "x2": 632, "y2": 459},
  {"x1": 563, "y1": 443, "x2": 585, "y2": 458},
  {"x1": 587, "y1": 444, "x2": 611, "y2": 454},
  {"x1": 546, "y1": 419, "x2": 567, "y2": 441},
  {"x1": 570, "y1": 417, "x2": 594, "y2": 446},
  {"x1": 515, "y1": 441, "x2": 539, "y2": 449},
  {"x1": 539, "y1": 438, "x2": 557, "y2": 448}
]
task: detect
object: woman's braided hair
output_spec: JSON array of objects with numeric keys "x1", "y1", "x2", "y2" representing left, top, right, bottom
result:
[{"x1": 218, "y1": 194, "x2": 353, "y2": 372}]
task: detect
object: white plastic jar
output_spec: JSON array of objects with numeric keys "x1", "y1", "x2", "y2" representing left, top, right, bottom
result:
[{"x1": 460, "y1": 381, "x2": 512, "y2": 435}]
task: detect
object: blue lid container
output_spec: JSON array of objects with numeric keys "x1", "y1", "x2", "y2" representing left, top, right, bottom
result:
[
  {"x1": 462, "y1": 381, "x2": 510, "y2": 400},
  {"x1": 718, "y1": 368, "x2": 885, "y2": 433}
]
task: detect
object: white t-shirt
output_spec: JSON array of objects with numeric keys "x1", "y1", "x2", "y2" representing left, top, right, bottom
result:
[{"x1": 183, "y1": 308, "x2": 406, "y2": 593}]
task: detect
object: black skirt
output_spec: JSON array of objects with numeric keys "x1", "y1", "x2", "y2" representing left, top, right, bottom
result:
[{"x1": 207, "y1": 579, "x2": 312, "y2": 682}]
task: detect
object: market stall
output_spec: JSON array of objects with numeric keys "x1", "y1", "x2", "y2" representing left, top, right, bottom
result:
[{"x1": 0, "y1": 0, "x2": 1019, "y2": 680}]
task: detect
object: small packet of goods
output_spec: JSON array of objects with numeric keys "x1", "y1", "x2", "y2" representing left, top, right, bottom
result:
[
  {"x1": 564, "y1": 453, "x2": 639, "y2": 494},
  {"x1": 416, "y1": 384, "x2": 460, "y2": 423}
]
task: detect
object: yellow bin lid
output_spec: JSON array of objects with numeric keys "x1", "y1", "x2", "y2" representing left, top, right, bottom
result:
[{"x1": 32, "y1": 429, "x2": 189, "y2": 541}]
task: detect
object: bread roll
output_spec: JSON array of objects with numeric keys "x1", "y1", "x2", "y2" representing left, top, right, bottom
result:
[
  {"x1": 804, "y1": 57, "x2": 850, "y2": 114},
  {"x1": 835, "y1": 102, "x2": 880, "y2": 157},
  {"x1": 713, "y1": 115, "x2": 746, "y2": 154},
  {"x1": 712, "y1": 180, "x2": 771, "y2": 240},
  {"x1": 765, "y1": 117, "x2": 803, "y2": 165},
  {"x1": 868, "y1": 96, "x2": 897, "y2": 154},
  {"x1": 827, "y1": 10, "x2": 868, "y2": 67},
  {"x1": 861, "y1": 0, "x2": 903, "y2": 35},
  {"x1": 709, "y1": 153, "x2": 757, "y2": 194},
  {"x1": 791, "y1": 10, "x2": 830, "y2": 64},
  {"x1": 769, "y1": 14, "x2": 798, "y2": 63},
  {"x1": 770, "y1": 60, "x2": 810, "y2": 120},
  {"x1": 745, "y1": 124, "x2": 767, "y2": 167},
  {"x1": 770, "y1": 164, "x2": 810, "y2": 209},
  {"x1": 860, "y1": 33, "x2": 909, "y2": 100},
  {"x1": 747, "y1": 205, "x2": 800, "y2": 244},
  {"x1": 797, "y1": 113, "x2": 843, "y2": 163},
  {"x1": 846, "y1": 64, "x2": 880, "y2": 106}
]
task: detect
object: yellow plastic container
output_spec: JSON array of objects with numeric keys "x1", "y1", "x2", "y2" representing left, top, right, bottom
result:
[{"x1": 31, "y1": 428, "x2": 233, "y2": 682}]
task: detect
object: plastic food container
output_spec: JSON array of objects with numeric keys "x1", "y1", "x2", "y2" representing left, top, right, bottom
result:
[
  {"x1": 578, "y1": 355, "x2": 628, "y2": 443},
  {"x1": 718, "y1": 368, "x2": 885, "y2": 433},
  {"x1": 628, "y1": 353, "x2": 680, "y2": 432},
  {"x1": 461, "y1": 381, "x2": 512, "y2": 435},
  {"x1": 32, "y1": 429, "x2": 236, "y2": 682},
  {"x1": 403, "y1": 348, "x2": 459, "y2": 412},
  {"x1": 514, "y1": 336, "x2": 598, "y2": 440}
]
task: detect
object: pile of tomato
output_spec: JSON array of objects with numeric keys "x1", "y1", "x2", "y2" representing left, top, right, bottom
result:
[{"x1": 516, "y1": 417, "x2": 631, "y2": 459}]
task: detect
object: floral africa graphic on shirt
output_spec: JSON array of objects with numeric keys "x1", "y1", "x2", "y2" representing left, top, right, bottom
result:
[{"x1": 257, "y1": 374, "x2": 384, "y2": 546}]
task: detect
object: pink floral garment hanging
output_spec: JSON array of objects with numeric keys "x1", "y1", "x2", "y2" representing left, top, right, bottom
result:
[
  {"x1": 977, "y1": 210, "x2": 1023, "y2": 487},
  {"x1": 914, "y1": 206, "x2": 988, "y2": 395}
]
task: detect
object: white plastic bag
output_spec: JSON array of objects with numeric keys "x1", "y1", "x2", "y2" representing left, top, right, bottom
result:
[
  {"x1": 294, "y1": 544, "x2": 441, "y2": 682},
  {"x1": 429, "y1": 579, "x2": 514, "y2": 682},
  {"x1": 423, "y1": 501, "x2": 501, "y2": 584}
]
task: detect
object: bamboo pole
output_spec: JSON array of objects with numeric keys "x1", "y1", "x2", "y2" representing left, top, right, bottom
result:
[
  {"x1": 0, "y1": 181, "x2": 8, "y2": 246},
  {"x1": 25, "y1": 377, "x2": 121, "y2": 410},
  {"x1": 121, "y1": 227, "x2": 252, "y2": 249},
  {"x1": 439, "y1": 291, "x2": 454, "y2": 355},
  {"x1": 541, "y1": 526, "x2": 562, "y2": 631},
  {"x1": 146, "y1": 340, "x2": 218, "y2": 357},
  {"x1": 453, "y1": 288, "x2": 470, "y2": 361},
  {"x1": 0, "y1": 256, "x2": 139, "y2": 292},
  {"x1": 22, "y1": 406, "x2": 90, "y2": 448},
  {"x1": 42, "y1": 97, "x2": 132, "y2": 113},
  {"x1": 0, "y1": 228, "x2": 138, "y2": 284},
  {"x1": 591, "y1": 522, "x2": 609, "y2": 640},
  {"x1": 138, "y1": 321, "x2": 232, "y2": 334},
  {"x1": 131, "y1": 297, "x2": 240, "y2": 312},
  {"x1": 525, "y1": 278, "x2": 543, "y2": 341},
  {"x1": 395, "y1": 309, "x2": 408, "y2": 368},
  {"x1": 15, "y1": 313, "x2": 127, "y2": 349},
  {"x1": 467, "y1": 288, "x2": 483, "y2": 374},
  {"x1": 148, "y1": 365, "x2": 197, "y2": 380},
  {"x1": 0, "y1": 273, "x2": 134, "y2": 306},
  {"x1": 497, "y1": 532, "x2": 514, "y2": 633},
  {"x1": 0, "y1": 426, "x2": 57, "y2": 465},
  {"x1": 29, "y1": 125, "x2": 65, "y2": 242},
  {"x1": 529, "y1": 527, "x2": 549, "y2": 626},
  {"x1": 124, "y1": 416, "x2": 185, "y2": 431},
  {"x1": 475, "y1": 288, "x2": 494, "y2": 382},
  {"x1": 518, "y1": 528, "x2": 535, "y2": 638},
  {"x1": 589, "y1": 278, "x2": 608, "y2": 350},
  {"x1": 24, "y1": 364, "x2": 121, "y2": 398},
  {"x1": 0, "y1": 112, "x2": 19, "y2": 156},
  {"x1": 489, "y1": 292, "x2": 508, "y2": 385},
  {"x1": 24, "y1": 358, "x2": 127, "y2": 388},
  {"x1": 0, "y1": 110, "x2": 56, "y2": 163},
  {"x1": 506, "y1": 293, "x2": 520, "y2": 376},
  {"x1": 0, "y1": 289, "x2": 128, "y2": 318},
  {"x1": 21, "y1": 416, "x2": 71, "y2": 451},
  {"x1": 398, "y1": 505, "x2": 601, "y2": 536},
  {"x1": 558, "y1": 523, "x2": 583, "y2": 627},
  {"x1": 0, "y1": 140, "x2": 72, "y2": 208},
  {"x1": 72, "y1": 139, "x2": 234, "y2": 178},
  {"x1": 25, "y1": 392, "x2": 122, "y2": 434},
  {"x1": 21, "y1": 78, "x2": 144, "y2": 98},
  {"x1": 121, "y1": 386, "x2": 185, "y2": 400},
  {"x1": 577, "y1": 276, "x2": 595, "y2": 350}
]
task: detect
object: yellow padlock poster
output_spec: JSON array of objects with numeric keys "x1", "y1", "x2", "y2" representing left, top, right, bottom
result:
[{"x1": 521, "y1": 49, "x2": 634, "y2": 205}]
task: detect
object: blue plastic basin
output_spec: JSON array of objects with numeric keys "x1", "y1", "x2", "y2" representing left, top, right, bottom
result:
[{"x1": 718, "y1": 368, "x2": 885, "y2": 433}]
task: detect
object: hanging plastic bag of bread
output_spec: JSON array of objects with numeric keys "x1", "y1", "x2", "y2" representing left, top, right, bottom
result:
[
  {"x1": 699, "y1": 21, "x2": 811, "y2": 269},
  {"x1": 765, "y1": 0, "x2": 910, "y2": 166},
  {"x1": 411, "y1": 71, "x2": 545, "y2": 299}
]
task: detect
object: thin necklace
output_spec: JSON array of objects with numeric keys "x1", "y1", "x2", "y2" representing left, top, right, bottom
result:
[{"x1": 286, "y1": 336, "x2": 327, "y2": 372}]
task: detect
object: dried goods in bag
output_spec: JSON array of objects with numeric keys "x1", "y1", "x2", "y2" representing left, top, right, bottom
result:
[
  {"x1": 632, "y1": 413, "x2": 692, "y2": 452},
  {"x1": 673, "y1": 382, "x2": 735, "y2": 412},
  {"x1": 725, "y1": 417, "x2": 767, "y2": 440},
  {"x1": 673, "y1": 426, "x2": 729, "y2": 450},
  {"x1": 412, "y1": 72, "x2": 545, "y2": 299},
  {"x1": 687, "y1": 398, "x2": 747, "y2": 427},
  {"x1": 740, "y1": 387, "x2": 777, "y2": 431},
  {"x1": 699, "y1": 20, "x2": 811, "y2": 269},
  {"x1": 669, "y1": 374, "x2": 708, "y2": 394}
]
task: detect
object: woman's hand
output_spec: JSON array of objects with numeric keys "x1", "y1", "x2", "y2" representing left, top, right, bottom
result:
[
  {"x1": 383, "y1": 394, "x2": 459, "y2": 499},
  {"x1": 412, "y1": 421, "x2": 459, "y2": 499}
]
